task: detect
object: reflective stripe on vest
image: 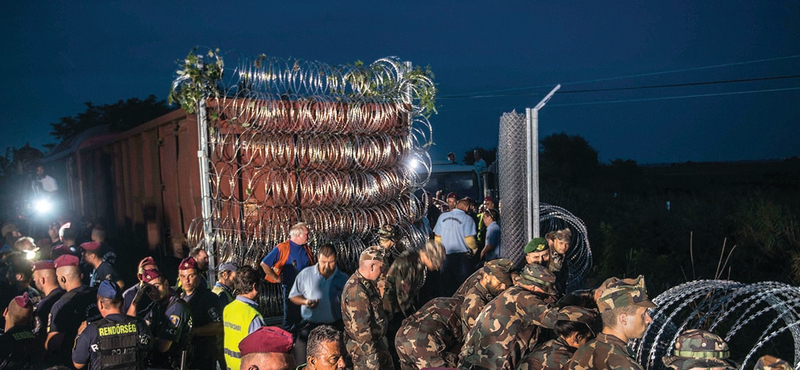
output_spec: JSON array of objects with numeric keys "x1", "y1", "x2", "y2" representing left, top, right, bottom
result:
[{"x1": 223, "y1": 299, "x2": 262, "y2": 370}]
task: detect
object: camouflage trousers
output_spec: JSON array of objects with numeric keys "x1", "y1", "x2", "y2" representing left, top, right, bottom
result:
[
  {"x1": 346, "y1": 337, "x2": 395, "y2": 370},
  {"x1": 396, "y1": 328, "x2": 459, "y2": 370}
]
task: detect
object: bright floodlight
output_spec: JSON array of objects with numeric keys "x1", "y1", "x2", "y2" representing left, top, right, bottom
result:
[
  {"x1": 34, "y1": 199, "x2": 53, "y2": 214},
  {"x1": 408, "y1": 158, "x2": 421, "y2": 170}
]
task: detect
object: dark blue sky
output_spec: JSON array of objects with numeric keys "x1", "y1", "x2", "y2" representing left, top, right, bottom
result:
[{"x1": 3, "y1": 1, "x2": 798, "y2": 163}]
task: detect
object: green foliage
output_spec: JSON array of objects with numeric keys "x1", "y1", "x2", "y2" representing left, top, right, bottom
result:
[
  {"x1": 539, "y1": 133, "x2": 600, "y2": 186},
  {"x1": 342, "y1": 61, "x2": 437, "y2": 118},
  {"x1": 168, "y1": 48, "x2": 224, "y2": 114},
  {"x1": 732, "y1": 197, "x2": 800, "y2": 282},
  {"x1": 49, "y1": 95, "x2": 172, "y2": 141}
]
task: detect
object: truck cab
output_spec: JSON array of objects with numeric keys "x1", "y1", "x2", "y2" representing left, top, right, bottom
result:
[{"x1": 422, "y1": 163, "x2": 481, "y2": 201}]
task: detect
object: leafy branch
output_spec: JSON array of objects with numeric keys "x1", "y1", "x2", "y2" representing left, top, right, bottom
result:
[{"x1": 168, "y1": 48, "x2": 224, "y2": 114}]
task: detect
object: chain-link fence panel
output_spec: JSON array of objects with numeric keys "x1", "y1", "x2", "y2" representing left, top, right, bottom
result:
[{"x1": 498, "y1": 111, "x2": 528, "y2": 265}]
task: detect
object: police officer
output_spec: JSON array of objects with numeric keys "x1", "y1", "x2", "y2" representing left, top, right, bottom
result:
[
  {"x1": 30, "y1": 260, "x2": 65, "y2": 351},
  {"x1": 123, "y1": 257, "x2": 158, "y2": 318},
  {"x1": 459, "y1": 263, "x2": 560, "y2": 370},
  {"x1": 0, "y1": 293, "x2": 41, "y2": 369},
  {"x1": 72, "y1": 280, "x2": 153, "y2": 369},
  {"x1": 212, "y1": 262, "x2": 237, "y2": 306},
  {"x1": 47, "y1": 254, "x2": 102, "y2": 367},
  {"x1": 394, "y1": 297, "x2": 463, "y2": 370},
  {"x1": 178, "y1": 257, "x2": 223, "y2": 370},
  {"x1": 341, "y1": 246, "x2": 394, "y2": 370},
  {"x1": 134, "y1": 269, "x2": 192, "y2": 370},
  {"x1": 81, "y1": 241, "x2": 124, "y2": 289}
]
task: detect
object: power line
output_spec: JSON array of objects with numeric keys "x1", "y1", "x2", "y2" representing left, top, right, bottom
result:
[
  {"x1": 439, "y1": 54, "x2": 800, "y2": 99},
  {"x1": 560, "y1": 75, "x2": 800, "y2": 94},
  {"x1": 440, "y1": 75, "x2": 800, "y2": 99},
  {"x1": 547, "y1": 87, "x2": 800, "y2": 107},
  {"x1": 435, "y1": 86, "x2": 800, "y2": 113}
]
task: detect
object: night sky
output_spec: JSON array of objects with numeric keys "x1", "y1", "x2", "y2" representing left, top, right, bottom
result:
[{"x1": 3, "y1": 1, "x2": 798, "y2": 164}]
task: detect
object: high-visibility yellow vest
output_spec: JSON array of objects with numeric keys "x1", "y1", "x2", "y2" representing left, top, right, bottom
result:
[{"x1": 223, "y1": 298, "x2": 263, "y2": 370}]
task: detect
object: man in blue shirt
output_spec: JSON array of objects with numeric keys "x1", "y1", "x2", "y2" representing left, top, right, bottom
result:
[
  {"x1": 260, "y1": 222, "x2": 315, "y2": 331},
  {"x1": 289, "y1": 244, "x2": 349, "y2": 364},
  {"x1": 434, "y1": 198, "x2": 478, "y2": 296},
  {"x1": 480, "y1": 209, "x2": 502, "y2": 262}
]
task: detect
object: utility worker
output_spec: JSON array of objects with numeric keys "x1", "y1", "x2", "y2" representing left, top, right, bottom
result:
[
  {"x1": 178, "y1": 257, "x2": 223, "y2": 370},
  {"x1": 223, "y1": 265, "x2": 266, "y2": 370},
  {"x1": 260, "y1": 222, "x2": 315, "y2": 331},
  {"x1": 72, "y1": 280, "x2": 153, "y2": 369}
]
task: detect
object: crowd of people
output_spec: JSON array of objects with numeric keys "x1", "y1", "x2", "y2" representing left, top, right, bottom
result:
[{"x1": 0, "y1": 192, "x2": 792, "y2": 370}]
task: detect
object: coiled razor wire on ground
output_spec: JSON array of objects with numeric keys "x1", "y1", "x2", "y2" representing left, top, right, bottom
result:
[
  {"x1": 497, "y1": 110, "x2": 592, "y2": 292},
  {"x1": 181, "y1": 54, "x2": 434, "y2": 317},
  {"x1": 632, "y1": 280, "x2": 800, "y2": 370}
]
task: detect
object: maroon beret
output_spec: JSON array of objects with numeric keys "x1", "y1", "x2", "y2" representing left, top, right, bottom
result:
[
  {"x1": 179, "y1": 257, "x2": 198, "y2": 271},
  {"x1": 32, "y1": 260, "x2": 56, "y2": 272},
  {"x1": 239, "y1": 326, "x2": 294, "y2": 356},
  {"x1": 12, "y1": 292, "x2": 33, "y2": 309},
  {"x1": 54, "y1": 254, "x2": 80, "y2": 268},
  {"x1": 80, "y1": 241, "x2": 101, "y2": 251},
  {"x1": 137, "y1": 257, "x2": 158, "y2": 280},
  {"x1": 141, "y1": 269, "x2": 162, "y2": 283}
]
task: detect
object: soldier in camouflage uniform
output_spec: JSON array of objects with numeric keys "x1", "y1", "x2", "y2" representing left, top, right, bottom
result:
[
  {"x1": 454, "y1": 258, "x2": 515, "y2": 296},
  {"x1": 395, "y1": 297, "x2": 464, "y2": 370},
  {"x1": 458, "y1": 264, "x2": 560, "y2": 370},
  {"x1": 753, "y1": 355, "x2": 792, "y2": 370},
  {"x1": 566, "y1": 275, "x2": 656, "y2": 370},
  {"x1": 341, "y1": 246, "x2": 394, "y2": 370},
  {"x1": 459, "y1": 260, "x2": 513, "y2": 336},
  {"x1": 518, "y1": 306, "x2": 598, "y2": 370},
  {"x1": 661, "y1": 329, "x2": 737, "y2": 370},
  {"x1": 383, "y1": 239, "x2": 446, "y2": 321}
]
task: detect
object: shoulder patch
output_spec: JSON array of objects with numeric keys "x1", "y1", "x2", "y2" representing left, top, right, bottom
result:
[{"x1": 168, "y1": 315, "x2": 181, "y2": 328}]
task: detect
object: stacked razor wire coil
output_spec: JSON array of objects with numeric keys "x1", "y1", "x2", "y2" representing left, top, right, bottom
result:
[
  {"x1": 632, "y1": 280, "x2": 800, "y2": 370},
  {"x1": 184, "y1": 55, "x2": 433, "y2": 316}
]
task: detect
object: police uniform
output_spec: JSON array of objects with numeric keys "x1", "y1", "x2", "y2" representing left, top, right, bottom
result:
[
  {"x1": 223, "y1": 296, "x2": 264, "y2": 370},
  {"x1": 0, "y1": 294, "x2": 40, "y2": 370},
  {"x1": 211, "y1": 282, "x2": 234, "y2": 306},
  {"x1": 459, "y1": 264, "x2": 560, "y2": 370},
  {"x1": 145, "y1": 294, "x2": 193, "y2": 369},
  {"x1": 90, "y1": 260, "x2": 122, "y2": 288},
  {"x1": 48, "y1": 285, "x2": 102, "y2": 366},
  {"x1": 342, "y1": 247, "x2": 394, "y2": 370},
  {"x1": 181, "y1": 284, "x2": 223, "y2": 370},
  {"x1": 395, "y1": 297, "x2": 463, "y2": 370},
  {"x1": 72, "y1": 314, "x2": 152, "y2": 369}
]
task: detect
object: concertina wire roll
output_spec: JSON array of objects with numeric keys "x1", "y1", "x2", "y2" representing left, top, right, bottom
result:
[{"x1": 183, "y1": 55, "x2": 434, "y2": 317}]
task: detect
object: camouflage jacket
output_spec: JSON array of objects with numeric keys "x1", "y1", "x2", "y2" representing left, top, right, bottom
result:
[
  {"x1": 566, "y1": 333, "x2": 643, "y2": 370},
  {"x1": 460, "y1": 282, "x2": 495, "y2": 337},
  {"x1": 383, "y1": 250, "x2": 425, "y2": 321},
  {"x1": 549, "y1": 251, "x2": 564, "y2": 273},
  {"x1": 396, "y1": 297, "x2": 464, "y2": 369},
  {"x1": 518, "y1": 337, "x2": 575, "y2": 370},
  {"x1": 454, "y1": 268, "x2": 485, "y2": 296},
  {"x1": 342, "y1": 270, "x2": 392, "y2": 369},
  {"x1": 459, "y1": 285, "x2": 560, "y2": 370}
]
